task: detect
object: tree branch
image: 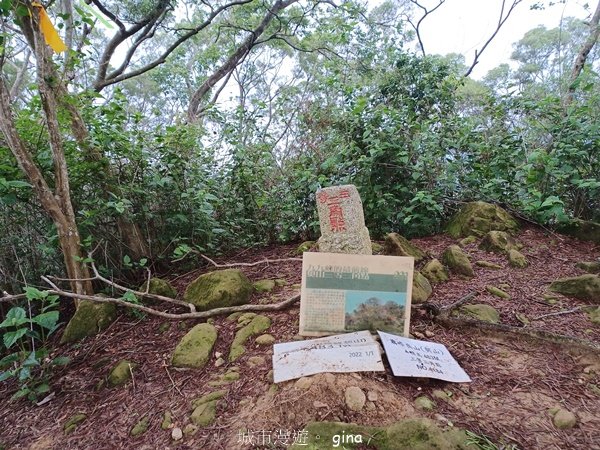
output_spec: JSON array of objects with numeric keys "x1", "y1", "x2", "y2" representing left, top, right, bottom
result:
[{"x1": 463, "y1": 0, "x2": 523, "y2": 78}]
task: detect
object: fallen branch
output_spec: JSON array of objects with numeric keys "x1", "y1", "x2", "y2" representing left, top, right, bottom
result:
[
  {"x1": 532, "y1": 306, "x2": 585, "y2": 321},
  {"x1": 196, "y1": 252, "x2": 302, "y2": 267},
  {"x1": 41, "y1": 276, "x2": 300, "y2": 320}
]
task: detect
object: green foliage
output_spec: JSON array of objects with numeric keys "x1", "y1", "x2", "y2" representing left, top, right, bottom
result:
[{"x1": 0, "y1": 288, "x2": 69, "y2": 402}]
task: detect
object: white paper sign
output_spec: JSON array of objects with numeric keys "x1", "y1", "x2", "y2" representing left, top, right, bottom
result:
[
  {"x1": 378, "y1": 331, "x2": 471, "y2": 383},
  {"x1": 273, "y1": 330, "x2": 385, "y2": 383}
]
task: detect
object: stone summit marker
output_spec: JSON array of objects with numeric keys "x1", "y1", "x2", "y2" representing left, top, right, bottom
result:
[{"x1": 316, "y1": 184, "x2": 372, "y2": 255}]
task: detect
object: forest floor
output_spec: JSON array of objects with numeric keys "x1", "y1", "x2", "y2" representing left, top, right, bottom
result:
[{"x1": 0, "y1": 226, "x2": 599, "y2": 450}]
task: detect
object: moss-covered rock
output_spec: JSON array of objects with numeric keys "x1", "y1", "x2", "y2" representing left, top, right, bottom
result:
[
  {"x1": 229, "y1": 315, "x2": 271, "y2": 361},
  {"x1": 140, "y1": 277, "x2": 177, "y2": 298},
  {"x1": 290, "y1": 419, "x2": 469, "y2": 450},
  {"x1": 161, "y1": 411, "x2": 172, "y2": 430},
  {"x1": 552, "y1": 408, "x2": 577, "y2": 430},
  {"x1": 63, "y1": 413, "x2": 86, "y2": 434},
  {"x1": 107, "y1": 359, "x2": 137, "y2": 387},
  {"x1": 549, "y1": 275, "x2": 600, "y2": 303},
  {"x1": 586, "y1": 306, "x2": 600, "y2": 324},
  {"x1": 383, "y1": 233, "x2": 426, "y2": 261},
  {"x1": 253, "y1": 279, "x2": 276, "y2": 292},
  {"x1": 441, "y1": 245, "x2": 474, "y2": 278},
  {"x1": 558, "y1": 219, "x2": 600, "y2": 244},
  {"x1": 371, "y1": 242, "x2": 384, "y2": 254},
  {"x1": 255, "y1": 334, "x2": 275, "y2": 345},
  {"x1": 459, "y1": 304, "x2": 500, "y2": 323},
  {"x1": 295, "y1": 241, "x2": 317, "y2": 255},
  {"x1": 184, "y1": 269, "x2": 253, "y2": 311},
  {"x1": 486, "y1": 286, "x2": 510, "y2": 299},
  {"x1": 421, "y1": 259, "x2": 449, "y2": 284},
  {"x1": 576, "y1": 261, "x2": 600, "y2": 274},
  {"x1": 508, "y1": 249, "x2": 528, "y2": 268},
  {"x1": 412, "y1": 271, "x2": 433, "y2": 304},
  {"x1": 60, "y1": 300, "x2": 117, "y2": 344},
  {"x1": 171, "y1": 323, "x2": 218, "y2": 368},
  {"x1": 458, "y1": 235, "x2": 478, "y2": 247},
  {"x1": 190, "y1": 400, "x2": 218, "y2": 427},
  {"x1": 475, "y1": 260, "x2": 502, "y2": 269},
  {"x1": 414, "y1": 396, "x2": 436, "y2": 411},
  {"x1": 208, "y1": 369, "x2": 240, "y2": 387},
  {"x1": 447, "y1": 201, "x2": 519, "y2": 238},
  {"x1": 130, "y1": 417, "x2": 149, "y2": 437},
  {"x1": 479, "y1": 231, "x2": 519, "y2": 254},
  {"x1": 192, "y1": 390, "x2": 227, "y2": 408}
]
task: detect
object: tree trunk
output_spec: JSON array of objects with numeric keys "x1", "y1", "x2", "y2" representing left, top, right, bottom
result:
[{"x1": 564, "y1": 0, "x2": 600, "y2": 108}]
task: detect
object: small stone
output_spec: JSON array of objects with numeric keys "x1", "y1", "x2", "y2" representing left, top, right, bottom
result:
[
  {"x1": 432, "y1": 390, "x2": 449, "y2": 401},
  {"x1": 479, "y1": 231, "x2": 519, "y2": 253},
  {"x1": 171, "y1": 323, "x2": 218, "y2": 369},
  {"x1": 442, "y1": 245, "x2": 474, "y2": 278},
  {"x1": 459, "y1": 236, "x2": 478, "y2": 246},
  {"x1": 295, "y1": 377, "x2": 313, "y2": 390},
  {"x1": 171, "y1": 427, "x2": 183, "y2": 441},
  {"x1": 344, "y1": 386, "x2": 366, "y2": 411},
  {"x1": 215, "y1": 357, "x2": 225, "y2": 367},
  {"x1": 158, "y1": 322, "x2": 171, "y2": 333},
  {"x1": 576, "y1": 261, "x2": 600, "y2": 274},
  {"x1": 421, "y1": 259, "x2": 449, "y2": 284},
  {"x1": 586, "y1": 306, "x2": 600, "y2": 324},
  {"x1": 215, "y1": 352, "x2": 223, "y2": 358},
  {"x1": 552, "y1": 408, "x2": 577, "y2": 430},
  {"x1": 415, "y1": 396, "x2": 436, "y2": 411},
  {"x1": 367, "y1": 391, "x2": 378, "y2": 402},
  {"x1": 425, "y1": 330, "x2": 435, "y2": 338},
  {"x1": 266, "y1": 370, "x2": 274, "y2": 383},
  {"x1": 549, "y1": 275, "x2": 600, "y2": 303},
  {"x1": 365, "y1": 401, "x2": 376, "y2": 411},
  {"x1": 413, "y1": 331, "x2": 425, "y2": 339},
  {"x1": 295, "y1": 241, "x2": 316, "y2": 255},
  {"x1": 459, "y1": 304, "x2": 500, "y2": 324},
  {"x1": 229, "y1": 315, "x2": 272, "y2": 362},
  {"x1": 313, "y1": 400, "x2": 328, "y2": 408},
  {"x1": 255, "y1": 334, "x2": 275, "y2": 345},
  {"x1": 191, "y1": 390, "x2": 227, "y2": 408},
  {"x1": 412, "y1": 271, "x2": 433, "y2": 304},
  {"x1": 383, "y1": 233, "x2": 426, "y2": 260},
  {"x1": 190, "y1": 400, "x2": 218, "y2": 427}
]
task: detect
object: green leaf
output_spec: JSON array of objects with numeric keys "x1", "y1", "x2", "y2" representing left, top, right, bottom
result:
[
  {"x1": 0, "y1": 352, "x2": 20, "y2": 369},
  {"x1": 3, "y1": 328, "x2": 27, "y2": 348},
  {"x1": 18, "y1": 366, "x2": 31, "y2": 381},
  {"x1": 24, "y1": 287, "x2": 46, "y2": 300},
  {"x1": 35, "y1": 383, "x2": 50, "y2": 394},
  {"x1": 0, "y1": 307, "x2": 28, "y2": 328},
  {"x1": 0, "y1": 370, "x2": 14, "y2": 382},
  {"x1": 31, "y1": 311, "x2": 59, "y2": 330}
]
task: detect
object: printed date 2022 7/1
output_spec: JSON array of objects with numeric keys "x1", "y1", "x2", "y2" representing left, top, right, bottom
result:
[{"x1": 349, "y1": 350, "x2": 375, "y2": 358}]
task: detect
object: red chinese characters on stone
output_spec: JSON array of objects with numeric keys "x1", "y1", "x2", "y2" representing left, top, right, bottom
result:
[{"x1": 317, "y1": 189, "x2": 351, "y2": 232}]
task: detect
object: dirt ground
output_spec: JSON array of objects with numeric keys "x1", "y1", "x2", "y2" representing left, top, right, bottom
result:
[{"x1": 0, "y1": 226, "x2": 599, "y2": 450}]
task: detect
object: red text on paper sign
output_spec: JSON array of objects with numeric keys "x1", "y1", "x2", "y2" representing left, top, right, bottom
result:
[{"x1": 317, "y1": 189, "x2": 351, "y2": 232}]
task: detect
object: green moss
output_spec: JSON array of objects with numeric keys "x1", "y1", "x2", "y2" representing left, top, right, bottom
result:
[
  {"x1": 107, "y1": 359, "x2": 137, "y2": 387},
  {"x1": 458, "y1": 236, "x2": 478, "y2": 246},
  {"x1": 586, "y1": 306, "x2": 600, "y2": 324},
  {"x1": 63, "y1": 413, "x2": 86, "y2": 434},
  {"x1": 371, "y1": 242, "x2": 384, "y2": 254},
  {"x1": 171, "y1": 323, "x2": 218, "y2": 368},
  {"x1": 130, "y1": 417, "x2": 149, "y2": 437},
  {"x1": 576, "y1": 261, "x2": 600, "y2": 274},
  {"x1": 60, "y1": 300, "x2": 116, "y2": 344},
  {"x1": 459, "y1": 304, "x2": 500, "y2": 324},
  {"x1": 184, "y1": 269, "x2": 253, "y2": 311},
  {"x1": 295, "y1": 241, "x2": 316, "y2": 254},
  {"x1": 383, "y1": 233, "x2": 426, "y2": 261},
  {"x1": 414, "y1": 396, "x2": 436, "y2": 411},
  {"x1": 161, "y1": 411, "x2": 172, "y2": 430},
  {"x1": 412, "y1": 271, "x2": 433, "y2": 304},
  {"x1": 192, "y1": 390, "x2": 227, "y2": 408},
  {"x1": 441, "y1": 245, "x2": 474, "y2": 278},
  {"x1": 479, "y1": 231, "x2": 518, "y2": 254},
  {"x1": 190, "y1": 400, "x2": 218, "y2": 427},
  {"x1": 158, "y1": 322, "x2": 171, "y2": 333},
  {"x1": 229, "y1": 315, "x2": 271, "y2": 361},
  {"x1": 549, "y1": 275, "x2": 600, "y2": 303},
  {"x1": 507, "y1": 249, "x2": 528, "y2": 268},
  {"x1": 140, "y1": 277, "x2": 177, "y2": 298},
  {"x1": 254, "y1": 279, "x2": 276, "y2": 292},
  {"x1": 421, "y1": 259, "x2": 449, "y2": 284},
  {"x1": 255, "y1": 334, "x2": 275, "y2": 345},
  {"x1": 447, "y1": 201, "x2": 519, "y2": 238},
  {"x1": 486, "y1": 286, "x2": 510, "y2": 299}
]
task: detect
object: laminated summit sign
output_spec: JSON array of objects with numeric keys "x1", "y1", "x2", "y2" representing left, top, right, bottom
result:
[{"x1": 299, "y1": 252, "x2": 414, "y2": 337}]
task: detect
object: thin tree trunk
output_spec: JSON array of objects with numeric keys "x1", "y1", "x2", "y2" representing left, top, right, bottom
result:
[{"x1": 564, "y1": 0, "x2": 600, "y2": 108}]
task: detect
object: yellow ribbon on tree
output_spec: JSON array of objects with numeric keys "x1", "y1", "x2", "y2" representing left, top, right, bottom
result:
[{"x1": 31, "y1": 2, "x2": 68, "y2": 53}]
